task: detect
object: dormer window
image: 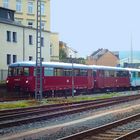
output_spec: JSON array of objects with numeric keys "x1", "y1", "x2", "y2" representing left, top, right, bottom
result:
[{"x1": 7, "y1": 12, "x2": 11, "y2": 19}]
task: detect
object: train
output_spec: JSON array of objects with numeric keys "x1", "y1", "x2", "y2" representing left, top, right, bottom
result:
[{"x1": 6, "y1": 61, "x2": 140, "y2": 96}]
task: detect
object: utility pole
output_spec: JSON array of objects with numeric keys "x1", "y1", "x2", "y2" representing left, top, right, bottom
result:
[
  {"x1": 35, "y1": 0, "x2": 43, "y2": 101},
  {"x1": 130, "y1": 33, "x2": 133, "y2": 65},
  {"x1": 70, "y1": 55, "x2": 74, "y2": 97}
]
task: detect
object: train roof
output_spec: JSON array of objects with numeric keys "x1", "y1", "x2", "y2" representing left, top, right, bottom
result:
[
  {"x1": 89, "y1": 65, "x2": 128, "y2": 71},
  {"x1": 124, "y1": 67, "x2": 140, "y2": 72},
  {"x1": 9, "y1": 61, "x2": 140, "y2": 72},
  {"x1": 9, "y1": 61, "x2": 91, "y2": 69}
]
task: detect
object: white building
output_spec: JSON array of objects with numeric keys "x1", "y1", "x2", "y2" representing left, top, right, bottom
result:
[{"x1": 0, "y1": 7, "x2": 50, "y2": 81}]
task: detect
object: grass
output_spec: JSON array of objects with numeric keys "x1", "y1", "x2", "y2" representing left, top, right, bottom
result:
[
  {"x1": 0, "y1": 80, "x2": 6, "y2": 84},
  {"x1": 0, "y1": 100, "x2": 40, "y2": 110},
  {"x1": 44, "y1": 92, "x2": 120, "y2": 104},
  {"x1": 0, "y1": 92, "x2": 120, "y2": 110}
]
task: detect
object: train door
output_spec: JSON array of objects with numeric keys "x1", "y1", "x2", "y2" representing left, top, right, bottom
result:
[
  {"x1": 135, "y1": 72, "x2": 140, "y2": 87},
  {"x1": 92, "y1": 70, "x2": 97, "y2": 89},
  {"x1": 130, "y1": 71, "x2": 136, "y2": 87},
  {"x1": 87, "y1": 69, "x2": 93, "y2": 89},
  {"x1": 97, "y1": 70, "x2": 104, "y2": 89}
]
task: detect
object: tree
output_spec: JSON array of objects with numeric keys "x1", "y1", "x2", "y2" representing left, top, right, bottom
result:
[{"x1": 59, "y1": 48, "x2": 67, "y2": 62}]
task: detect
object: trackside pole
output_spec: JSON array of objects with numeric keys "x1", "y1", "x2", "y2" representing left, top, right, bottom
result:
[{"x1": 35, "y1": 0, "x2": 43, "y2": 101}]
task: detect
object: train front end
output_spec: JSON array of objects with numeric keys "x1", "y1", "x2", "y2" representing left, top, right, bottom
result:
[{"x1": 6, "y1": 62, "x2": 35, "y2": 93}]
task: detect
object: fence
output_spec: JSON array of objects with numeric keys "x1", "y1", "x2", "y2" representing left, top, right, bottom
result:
[{"x1": 0, "y1": 69, "x2": 8, "y2": 82}]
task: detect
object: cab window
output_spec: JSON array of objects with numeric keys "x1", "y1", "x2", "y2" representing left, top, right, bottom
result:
[{"x1": 24, "y1": 68, "x2": 30, "y2": 76}]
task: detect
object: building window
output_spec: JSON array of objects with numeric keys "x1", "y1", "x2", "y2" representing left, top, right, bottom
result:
[
  {"x1": 41, "y1": 3, "x2": 45, "y2": 15},
  {"x1": 28, "y1": 2, "x2": 33, "y2": 14},
  {"x1": 3, "y1": 0, "x2": 9, "y2": 8},
  {"x1": 28, "y1": 22, "x2": 33, "y2": 27},
  {"x1": 7, "y1": 54, "x2": 11, "y2": 65},
  {"x1": 29, "y1": 35, "x2": 33, "y2": 45},
  {"x1": 13, "y1": 55, "x2": 17, "y2": 63},
  {"x1": 41, "y1": 22, "x2": 45, "y2": 29},
  {"x1": 13, "y1": 32, "x2": 17, "y2": 42},
  {"x1": 41, "y1": 37, "x2": 44, "y2": 47},
  {"x1": 16, "y1": 0, "x2": 22, "y2": 12},
  {"x1": 7, "y1": 31, "x2": 11, "y2": 42},
  {"x1": 29, "y1": 56, "x2": 33, "y2": 61},
  {"x1": 41, "y1": 58, "x2": 44, "y2": 62}
]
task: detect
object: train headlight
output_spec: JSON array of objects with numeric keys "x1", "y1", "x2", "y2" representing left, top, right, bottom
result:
[
  {"x1": 6, "y1": 80, "x2": 9, "y2": 83},
  {"x1": 25, "y1": 80, "x2": 29, "y2": 84}
]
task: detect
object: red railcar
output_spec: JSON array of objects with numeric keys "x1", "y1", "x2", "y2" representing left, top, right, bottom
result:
[
  {"x1": 6, "y1": 61, "x2": 93, "y2": 96},
  {"x1": 6, "y1": 61, "x2": 131, "y2": 96},
  {"x1": 90, "y1": 65, "x2": 130, "y2": 91}
]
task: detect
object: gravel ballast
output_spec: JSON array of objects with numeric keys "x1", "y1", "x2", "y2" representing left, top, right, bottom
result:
[{"x1": 1, "y1": 92, "x2": 140, "y2": 140}]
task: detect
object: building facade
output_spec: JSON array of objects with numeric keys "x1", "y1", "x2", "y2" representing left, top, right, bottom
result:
[
  {"x1": 86, "y1": 48, "x2": 119, "y2": 66},
  {"x1": 0, "y1": 0, "x2": 50, "y2": 31},
  {"x1": 50, "y1": 33, "x2": 59, "y2": 61},
  {"x1": 0, "y1": 0, "x2": 59, "y2": 62},
  {"x1": 0, "y1": 7, "x2": 50, "y2": 83}
]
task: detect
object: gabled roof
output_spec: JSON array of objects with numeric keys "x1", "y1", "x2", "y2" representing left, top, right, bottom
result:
[
  {"x1": 90, "y1": 48, "x2": 108, "y2": 59},
  {"x1": 90, "y1": 48, "x2": 119, "y2": 60}
]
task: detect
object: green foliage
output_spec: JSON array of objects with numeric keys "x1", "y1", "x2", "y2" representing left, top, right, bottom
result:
[
  {"x1": 76, "y1": 57, "x2": 86, "y2": 64},
  {"x1": 59, "y1": 48, "x2": 67, "y2": 61}
]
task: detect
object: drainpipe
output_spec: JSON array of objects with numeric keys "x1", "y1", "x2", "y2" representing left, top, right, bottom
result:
[{"x1": 23, "y1": 27, "x2": 25, "y2": 61}]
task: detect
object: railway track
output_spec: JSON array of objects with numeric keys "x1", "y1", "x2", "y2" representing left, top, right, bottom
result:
[
  {"x1": 59, "y1": 113, "x2": 140, "y2": 140},
  {"x1": 0, "y1": 94, "x2": 140, "y2": 130},
  {"x1": 0, "y1": 84, "x2": 139, "y2": 102}
]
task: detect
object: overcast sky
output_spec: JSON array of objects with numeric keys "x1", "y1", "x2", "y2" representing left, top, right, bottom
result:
[{"x1": 51, "y1": 0, "x2": 140, "y2": 58}]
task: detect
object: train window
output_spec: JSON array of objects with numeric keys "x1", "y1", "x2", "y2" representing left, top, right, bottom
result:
[
  {"x1": 63, "y1": 69, "x2": 72, "y2": 76},
  {"x1": 54, "y1": 68, "x2": 63, "y2": 76},
  {"x1": 137, "y1": 72, "x2": 140, "y2": 78},
  {"x1": 132, "y1": 72, "x2": 136, "y2": 78},
  {"x1": 16, "y1": 67, "x2": 24, "y2": 76},
  {"x1": 123, "y1": 71, "x2": 129, "y2": 77},
  {"x1": 44, "y1": 67, "x2": 54, "y2": 76},
  {"x1": 116, "y1": 71, "x2": 121, "y2": 77},
  {"x1": 24, "y1": 68, "x2": 29, "y2": 76},
  {"x1": 74, "y1": 69, "x2": 80, "y2": 76},
  {"x1": 104, "y1": 70, "x2": 110, "y2": 77},
  {"x1": 93, "y1": 70, "x2": 96, "y2": 77},
  {"x1": 110, "y1": 71, "x2": 115, "y2": 77},
  {"x1": 99, "y1": 70, "x2": 104, "y2": 77},
  {"x1": 114, "y1": 71, "x2": 117, "y2": 77},
  {"x1": 34, "y1": 68, "x2": 43, "y2": 76},
  {"x1": 116, "y1": 71, "x2": 128, "y2": 77},
  {"x1": 8, "y1": 67, "x2": 16, "y2": 76},
  {"x1": 80, "y1": 69, "x2": 87, "y2": 76},
  {"x1": 104, "y1": 70, "x2": 116, "y2": 77}
]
